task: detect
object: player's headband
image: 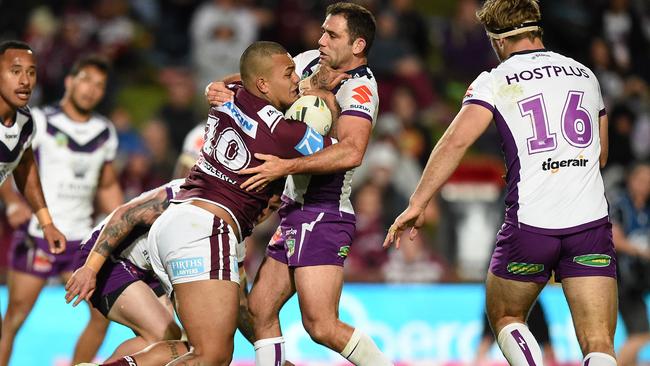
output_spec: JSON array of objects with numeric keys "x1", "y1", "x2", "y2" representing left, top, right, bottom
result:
[{"x1": 486, "y1": 21, "x2": 541, "y2": 39}]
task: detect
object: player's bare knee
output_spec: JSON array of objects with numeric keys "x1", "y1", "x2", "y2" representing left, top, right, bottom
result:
[
  {"x1": 303, "y1": 319, "x2": 335, "y2": 345},
  {"x1": 189, "y1": 347, "x2": 233, "y2": 366}
]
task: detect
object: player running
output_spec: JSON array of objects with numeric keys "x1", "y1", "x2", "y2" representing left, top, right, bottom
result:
[{"x1": 385, "y1": 1, "x2": 616, "y2": 366}]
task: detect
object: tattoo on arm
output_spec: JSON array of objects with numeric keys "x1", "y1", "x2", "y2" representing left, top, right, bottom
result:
[
  {"x1": 167, "y1": 341, "x2": 180, "y2": 361},
  {"x1": 91, "y1": 192, "x2": 171, "y2": 258}
]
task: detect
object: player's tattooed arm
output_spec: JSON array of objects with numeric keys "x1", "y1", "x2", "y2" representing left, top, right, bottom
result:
[
  {"x1": 91, "y1": 187, "x2": 171, "y2": 258},
  {"x1": 307, "y1": 65, "x2": 350, "y2": 91}
]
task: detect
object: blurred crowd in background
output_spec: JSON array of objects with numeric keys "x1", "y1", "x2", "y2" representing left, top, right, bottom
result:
[{"x1": 0, "y1": 0, "x2": 648, "y2": 284}]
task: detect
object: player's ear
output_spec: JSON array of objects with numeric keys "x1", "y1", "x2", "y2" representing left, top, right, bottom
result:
[
  {"x1": 352, "y1": 37, "x2": 366, "y2": 56},
  {"x1": 64, "y1": 75, "x2": 73, "y2": 92},
  {"x1": 256, "y1": 77, "x2": 269, "y2": 94}
]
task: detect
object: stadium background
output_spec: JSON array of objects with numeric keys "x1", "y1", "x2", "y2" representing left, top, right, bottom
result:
[{"x1": 0, "y1": 0, "x2": 649, "y2": 364}]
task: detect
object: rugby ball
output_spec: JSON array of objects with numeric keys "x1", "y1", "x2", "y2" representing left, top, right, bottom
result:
[{"x1": 285, "y1": 95, "x2": 332, "y2": 135}]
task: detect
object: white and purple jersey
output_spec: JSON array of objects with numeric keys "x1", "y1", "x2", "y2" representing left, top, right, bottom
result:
[
  {"x1": 463, "y1": 49, "x2": 608, "y2": 233},
  {"x1": 283, "y1": 50, "x2": 379, "y2": 216},
  {"x1": 27, "y1": 105, "x2": 118, "y2": 241},
  {"x1": 0, "y1": 106, "x2": 35, "y2": 185}
]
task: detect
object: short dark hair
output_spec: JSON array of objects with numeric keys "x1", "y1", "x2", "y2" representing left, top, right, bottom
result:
[
  {"x1": 240, "y1": 41, "x2": 288, "y2": 87},
  {"x1": 0, "y1": 40, "x2": 33, "y2": 55},
  {"x1": 69, "y1": 54, "x2": 111, "y2": 76},
  {"x1": 326, "y1": 2, "x2": 376, "y2": 56}
]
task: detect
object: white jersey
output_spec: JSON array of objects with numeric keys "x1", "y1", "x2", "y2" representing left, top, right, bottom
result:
[
  {"x1": 283, "y1": 50, "x2": 379, "y2": 215},
  {"x1": 0, "y1": 107, "x2": 35, "y2": 185},
  {"x1": 463, "y1": 49, "x2": 608, "y2": 233},
  {"x1": 27, "y1": 106, "x2": 118, "y2": 240}
]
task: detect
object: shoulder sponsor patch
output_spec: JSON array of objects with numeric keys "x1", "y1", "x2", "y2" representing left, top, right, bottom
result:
[
  {"x1": 294, "y1": 127, "x2": 324, "y2": 156},
  {"x1": 351, "y1": 85, "x2": 373, "y2": 104},
  {"x1": 169, "y1": 257, "x2": 205, "y2": 279},
  {"x1": 573, "y1": 254, "x2": 611, "y2": 267},
  {"x1": 257, "y1": 105, "x2": 283, "y2": 131},
  {"x1": 506, "y1": 262, "x2": 544, "y2": 275}
]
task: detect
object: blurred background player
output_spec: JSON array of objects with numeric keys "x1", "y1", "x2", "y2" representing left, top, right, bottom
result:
[
  {"x1": 173, "y1": 121, "x2": 204, "y2": 179},
  {"x1": 385, "y1": 0, "x2": 617, "y2": 365},
  {"x1": 611, "y1": 161, "x2": 650, "y2": 366},
  {"x1": 0, "y1": 38, "x2": 66, "y2": 338},
  {"x1": 0, "y1": 54, "x2": 122, "y2": 365}
]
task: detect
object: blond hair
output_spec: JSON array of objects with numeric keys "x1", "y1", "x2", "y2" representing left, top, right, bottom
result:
[{"x1": 476, "y1": 0, "x2": 542, "y2": 41}]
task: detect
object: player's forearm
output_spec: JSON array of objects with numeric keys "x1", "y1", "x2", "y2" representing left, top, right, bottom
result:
[
  {"x1": 15, "y1": 150, "x2": 48, "y2": 213},
  {"x1": 92, "y1": 188, "x2": 170, "y2": 260},
  {"x1": 96, "y1": 182, "x2": 124, "y2": 214},
  {"x1": 286, "y1": 139, "x2": 363, "y2": 175},
  {"x1": 410, "y1": 132, "x2": 470, "y2": 208},
  {"x1": 0, "y1": 178, "x2": 21, "y2": 205}
]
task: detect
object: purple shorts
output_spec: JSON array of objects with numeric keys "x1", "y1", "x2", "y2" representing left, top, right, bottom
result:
[
  {"x1": 489, "y1": 222, "x2": 616, "y2": 283},
  {"x1": 9, "y1": 226, "x2": 80, "y2": 278},
  {"x1": 73, "y1": 228, "x2": 163, "y2": 316},
  {"x1": 266, "y1": 204, "x2": 355, "y2": 267}
]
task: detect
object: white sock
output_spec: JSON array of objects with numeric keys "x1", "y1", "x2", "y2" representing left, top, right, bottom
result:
[
  {"x1": 496, "y1": 322, "x2": 544, "y2": 366},
  {"x1": 583, "y1": 352, "x2": 617, "y2": 366},
  {"x1": 254, "y1": 337, "x2": 285, "y2": 366},
  {"x1": 340, "y1": 328, "x2": 393, "y2": 366}
]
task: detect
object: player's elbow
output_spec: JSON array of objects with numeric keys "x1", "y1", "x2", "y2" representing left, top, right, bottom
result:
[
  {"x1": 345, "y1": 149, "x2": 364, "y2": 169},
  {"x1": 599, "y1": 153, "x2": 608, "y2": 169}
]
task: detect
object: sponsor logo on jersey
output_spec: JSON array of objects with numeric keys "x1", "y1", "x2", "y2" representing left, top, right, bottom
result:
[
  {"x1": 55, "y1": 132, "x2": 68, "y2": 147},
  {"x1": 349, "y1": 104, "x2": 371, "y2": 113},
  {"x1": 286, "y1": 238, "x2": 296, "y2": 258},
  {"x1": 169, "y1": 257, "x2": 205, "y2": 278},
  {"x1": 294, "y1": 127, "x2": 324, "y2": 156},
  {"x1": 351, "y1": 85, "x2": 373, "y2": 104},
  {"x1": 269, "y1": 227, "x2": 282, "y2": 245},
  {"x1": 464, "y1": 86, "x2": 473, "y2": 99},
  {"x1": 33, "y1": 247, "x2": 54, "y2": 273},
  {"x1": 4, "y1": 133, "x2": 17, "y2": 139},
  {"x1": 506, "y1": 262, "x2": 544, "y2": 275},
  {"x1": 338, "y1": 245, "x2": 350, "y2": 258},
  {"x1": 542, "y1": 156, "x2": 589, "y2": 172},
  {"x1": 222, "y1": 101, "x2": 258, "y2": 138},
  {"x1": 573, "y1": 254, "x2": 611, "y2": 267}
]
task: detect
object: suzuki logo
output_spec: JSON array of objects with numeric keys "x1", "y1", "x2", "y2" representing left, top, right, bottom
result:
[{"x1": 351, "y1": 85, "x2": 372, "y2": 104}]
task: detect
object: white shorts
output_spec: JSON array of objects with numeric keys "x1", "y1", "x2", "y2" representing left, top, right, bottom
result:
[{"x1": 148, "y1": 202, "x2": 242, "y2": 295}]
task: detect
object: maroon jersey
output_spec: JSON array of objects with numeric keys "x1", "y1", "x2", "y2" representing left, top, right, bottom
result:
[{"x1": 174, "y1": 84, "x2": 335, "y2": 238}]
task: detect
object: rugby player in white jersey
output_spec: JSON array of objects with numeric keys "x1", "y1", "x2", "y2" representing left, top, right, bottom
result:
[
  {"x1": 384, "y1": 1, "x2": 616, "y2": 365},
  {"x1": 0, "y1": 55, "x2": 123, "y2": 365},
  {"x1": 207, "y1": 3, "x2": 392, "y2": 365},
  {"x1": 0, "y1": 39, "x2": 66, "y2": 341}
]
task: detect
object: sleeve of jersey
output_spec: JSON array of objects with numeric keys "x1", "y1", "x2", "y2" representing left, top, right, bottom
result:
[
  {"x1": 292, "y1": 50, "x2": 319, "y2": 78},
  {"x1": 336, "y1": 79, "x2": 377, "y2": 123},
  {"x1": 597, "y1": 81, "x2": 606, "y2": 118},
  {"x1": 272, "y1": 118, "x2": 336, "y2": 158},
  {"x1": 462, "y1": 71, "x2": 495, "y2": 113},
  {"x1": 29, "y1": 107, "x2": 46, "y2": 149},
  {"x1": 105, "y1": 125, "x2": 119, "y2": 162}
]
